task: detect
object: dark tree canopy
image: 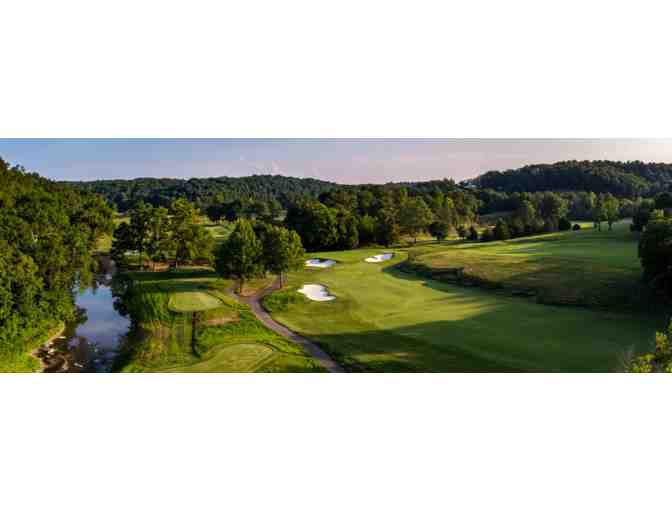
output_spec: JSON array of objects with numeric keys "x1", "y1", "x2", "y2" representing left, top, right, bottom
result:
[{"x1": 0, "y1": 158, "x2": 114, "y2": 368}]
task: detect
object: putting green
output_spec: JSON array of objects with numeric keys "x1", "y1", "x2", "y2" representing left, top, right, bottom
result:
[
  {"x1": 168, "y1": 290, "x2": 223, "y2": 312},
  {"x1": 162, "y1": 343, "x2": 276, "y2": 372},
  {"x1": 268, "y1": 247, "x2": 661, "y2": 372}
]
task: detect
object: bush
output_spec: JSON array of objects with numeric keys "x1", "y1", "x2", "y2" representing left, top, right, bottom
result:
[
  {"x1": 572, "y1": 223, "x2": 581, "y2": 231},
  {"x1": 558, "y1": 217, "x2": 572, "y2": 231}
]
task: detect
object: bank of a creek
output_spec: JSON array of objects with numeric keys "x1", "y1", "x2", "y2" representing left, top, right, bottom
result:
[{"x1": 35, "y1": 261, "x2": 131, "y2": 373}]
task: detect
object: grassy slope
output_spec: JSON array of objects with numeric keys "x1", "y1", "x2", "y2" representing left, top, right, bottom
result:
[
  {"x1": 408, "y1": 221, "x2": 646, "y2": 308},
  {"x1": 266, "y1": 243, "x2": 661, "y2": 372},
  {"x1": 116, "y1": 270, "x2": 323, "y2": 372}
]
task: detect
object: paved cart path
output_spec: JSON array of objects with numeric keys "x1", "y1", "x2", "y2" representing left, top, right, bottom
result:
[{"x1": 228, "y1": 280, "x2": 345, "y2": 373}]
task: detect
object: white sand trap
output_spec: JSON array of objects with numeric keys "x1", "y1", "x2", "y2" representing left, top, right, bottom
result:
[
  {"x1": 365, "y1": 253, "x2": 394, "y2": 263},
  {"x1": 298, "y1": 284, "x2": 336, "y2": 302},
  {"x1": 305, "y1": 258, "x2": 336, "y2": 268}
]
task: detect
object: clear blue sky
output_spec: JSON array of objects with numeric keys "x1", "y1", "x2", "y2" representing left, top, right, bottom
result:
[{"x1": 1, "y1": 139, "x2": 672, "y2": 184}]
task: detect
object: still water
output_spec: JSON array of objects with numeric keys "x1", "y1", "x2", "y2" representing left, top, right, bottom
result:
[{"x1": 64, "y1": 279, "x2": 131, "y2": 372}]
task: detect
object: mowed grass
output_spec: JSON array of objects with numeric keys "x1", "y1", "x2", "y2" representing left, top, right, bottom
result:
[
  {"x1": 168, "y1": 287, "x2": 224, "y2": 312},
  {"x1": 408, "y1": 220, "x2": 646, "y2": 308},
  {"x1": 265, "y1": 245, "x2": 661, "y2": 372},
  {"x1": 115, "y1": 269, "x2": 323, "y2": 372}
]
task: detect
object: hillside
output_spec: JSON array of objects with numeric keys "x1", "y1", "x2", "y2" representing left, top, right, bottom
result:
[
  {"x1": 66, "y1": 175, "x2": 340, "y2": 212},
  {"x1": 466, "y1": 160, "x2": 672, "y2": 197}
]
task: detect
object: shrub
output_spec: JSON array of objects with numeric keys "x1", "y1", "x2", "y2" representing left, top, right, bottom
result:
[
  {"x1": 572, "y1": 223, "x2": 581, "y2": 231},
  {"x1": 558, "y1": 217, "x2": 572, "y2": 231}
]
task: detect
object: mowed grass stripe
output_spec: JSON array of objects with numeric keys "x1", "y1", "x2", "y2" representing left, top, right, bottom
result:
[{"x1": 267, "y1": 243, "x2": 661, "y2": 372}]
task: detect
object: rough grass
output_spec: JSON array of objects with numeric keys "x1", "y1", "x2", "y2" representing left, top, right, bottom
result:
[
  {"x1": 266, "y1": 239, "x2": 662, "y2": 372},
  {"x1": 408, "y1": 220, "x2": 647, "y2": 308},
  {"x1": 115, "y1": 270, "x2": 323, "y2": 372}
]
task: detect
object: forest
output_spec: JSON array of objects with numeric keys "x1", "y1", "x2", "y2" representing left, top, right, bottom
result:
[
  {"x1": 0, "y1": 158, "x2": 114, "y2": 370},
  {"x1": 467, "y1": 160, "x2": 672, "y2": 197}
]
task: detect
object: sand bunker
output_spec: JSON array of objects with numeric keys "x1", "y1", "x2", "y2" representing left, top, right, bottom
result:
[
  {"x1": 298, "y1": 284, "x2": 336, "y2": 302},
  {"x1": 305, "y1": 258, "x2": 336, "y2": 268},
  {"x1": 365, "y1": 253, "x2": 394, "y2": 263}
]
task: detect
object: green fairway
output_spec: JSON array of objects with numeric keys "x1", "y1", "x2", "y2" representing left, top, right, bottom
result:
[
  {"x1": 115, "y1": 270, "x2": 324, "y2": 372},
  {"x1": 265, "y1": 245, "x2": 661, "y2": 372},
  {"x1": 407, "y1": 220, "x2": 647, "y2": 307}
]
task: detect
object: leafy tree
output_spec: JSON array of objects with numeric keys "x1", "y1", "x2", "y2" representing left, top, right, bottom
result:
[
  {"x1": 285, "y1": 200, "x2": 338, "y2": 251},
  {"x1": 374, "y1": 208, "x2": 400, "y2": 247},
  {"x1": 0, "y1": 158, "x2": 114, "y2": 366},
  {"x1": 398, "y1": 197, "x2": 433, "y2": 244},
  {"x1": 146, "y1": 207, "x2": 172, "y2": 271},
  {"x1": 627, "y1": 322, "x2": 672, "y2": 373},
  {"x1": 110, "y1": 222, "x2": 134, "y2": 267},
  {"x1": 428, "y1": 221, "x2": 450, "y2": 243},
  {"x1": 129, "y1": 201, "x2": 153, "y2": 267},
  {"x1": 334, "y1": 210, "x2": 359, "y2": 250},
  {"x1": 558, "y1": 217, "x2": 572, "y2": 231},
  {"x1": 215, "y1": 219, "x2": 264, "y2": 294},
  {"x1": 638, "y1": 218, "x2": 672, "y2": 296},
  {"x1": 601, "y1": 193, "x2": 620, "y2": 230},
  {"x1": 537, "y1": 192, "x2": 568, "y2": 229},
  {"x1": 631, "y1": 203, "x2": 653, "y2": 232},
  {"x1": 261, "y1": 226, "x2": 306, "y2": 287},
  {"x1": 493, "y1": 219, "x2": 511, "y2": 240},
  {"x1": 357, "y1": 214, "x2": 377, "y2": 245},
  {"x1": 169, "y1": 199, "x2": 213, "y2": 268},
  {"x1": 515, "y1": 200, "x2": 537, "y2": 225},
  {"x1": 507, "y1": 216, "x2": 525, "y2": 238},
  {"x1": 654, "y1": 192, "x2": 672, "y2": 213},
  {"x1": 592, "y1": 195, "x2": 607, "y2": 231}
]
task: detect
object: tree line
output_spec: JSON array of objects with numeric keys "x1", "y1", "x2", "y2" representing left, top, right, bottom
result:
[
  {"x1": 468, "y1": 160, "x2": 672, "y2": 198},
  {"x1": 0, "y1": 158, "x2": 114, "y2": 366}
]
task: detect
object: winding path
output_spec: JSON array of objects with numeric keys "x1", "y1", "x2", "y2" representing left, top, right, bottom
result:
[{"x1": 227, "y1": 280, "x2": 345, "y2": 373}]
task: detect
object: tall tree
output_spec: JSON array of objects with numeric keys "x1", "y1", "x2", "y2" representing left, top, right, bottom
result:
[
  {"x1": 169, "y1": 199, "x2": 213, "y2": 268},
  {"x1": 261, "y1": 226, "x2": 306, "y2": 287},
  {"x1": 375, "y1": 207, "x2": 400, "y2": 247},
  {"x1": 601, "y1": 193, "x2": 620, "y2": 230},
  {"x1": 638, "y1": 217, "x2": 672, "y2": 295},
  {"x1": 129, "y1": 201, "x2": 153, "y2": 267},
  {"x1": 145, "y1": 207, "x2": 172, "y2": 271},
  {"x1": 398, "y1": 197, "x2": 434, "y2": 244},
  {"x1": 215, "y1": 220, "x2": 264, "y2": 294},
  {"x1": 284, "y1": 200, "x2": 338, "y2": 251},
  {"x1": 428, "y1": 221, "x2": 450, "y2": 243}
]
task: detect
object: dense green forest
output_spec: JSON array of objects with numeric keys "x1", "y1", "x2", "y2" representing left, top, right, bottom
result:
[
  {"x1": 67, "y1": 175, "x2": 341, "y2": 212},
  {"x1": 66, "y1": 160, "x2": 672, "y2": 215},
  {"x1": 0, "y1": 158, "x2": 114, "y2": 370},
  {"x1": 467, "y1": 160, "x2": 672, "y2": 197}
]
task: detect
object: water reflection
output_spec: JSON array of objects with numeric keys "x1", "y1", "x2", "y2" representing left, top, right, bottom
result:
[{"x1": 63, "y1": 282, "x2": 131, "y2": 372}]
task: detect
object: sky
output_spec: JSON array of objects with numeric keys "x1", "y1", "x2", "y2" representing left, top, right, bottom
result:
[{"x1": 1, "y1": 139, "x2": 672, "y2": 184}]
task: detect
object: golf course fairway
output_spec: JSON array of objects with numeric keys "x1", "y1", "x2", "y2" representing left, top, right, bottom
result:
[{"x1": 266, "y1": 249, "x2": 661, "y2": 372}]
